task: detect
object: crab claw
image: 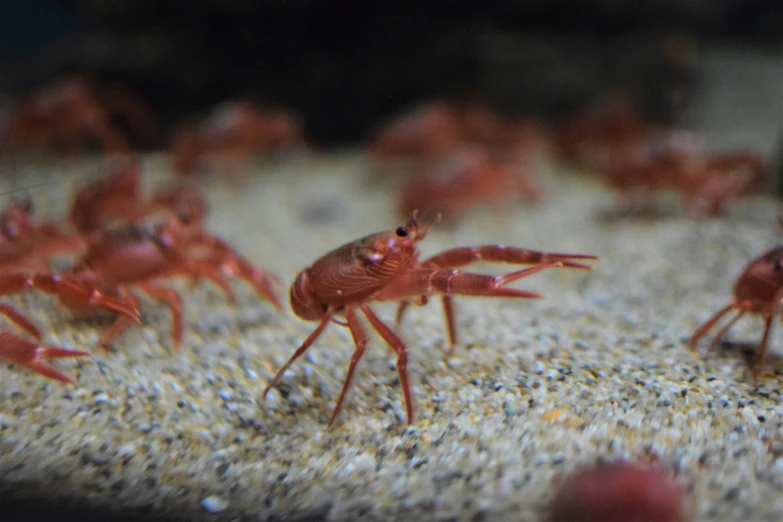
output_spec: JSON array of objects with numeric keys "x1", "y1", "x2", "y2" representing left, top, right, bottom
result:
[
  {"x1": 0, "y1": 331, "x2": 90, "y2": 383},
  {"x1": 86, "y1": 290, "x2": 142, "y2": 322}
]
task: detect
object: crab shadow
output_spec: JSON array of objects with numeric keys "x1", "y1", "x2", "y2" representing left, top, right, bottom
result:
[
  {"x1": 713, "y1": 337, "x2": 783, "y2": 379},
  {"x1": 595, "y1": 203, "x2": 682, "y2": 223}
]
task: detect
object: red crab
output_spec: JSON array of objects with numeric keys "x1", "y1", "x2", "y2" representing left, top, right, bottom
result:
[
  {"x1": 0, "y1": 212, "x2": 281, "y2": 352},
  {"x1": 0, "y1": 197, "x2": 86, "y2": 273},
  {"x1": 399, "y1": 148, "x2": 542, "y2": 225},
  {"x1": 69, "y1": 161, "x2": 208, "y2": 235},
  {"x1": 602, "y1": 133, "x2": 767, "y2": 217},
  {"x1": 555, "y1": 95, "x2": 663, "y2": 170},
  {"x1": 548, "y1": 461, "x2": 687, "y2": 522},
  {"x1": 0, "y1": 323, "x2": 90, "y2": 384},
  {"x1": 368, "y1": 101, "x2": 465, "y2": 170},
  {"x1": 262, "y1": 216, "x2": 597, "y2": 425},
  {"x1": 169, "y1": 100, "x2": 309, "y2": 177},
  {"x1": 1, "y1": 74, "x2": 158, "y2": 155}
]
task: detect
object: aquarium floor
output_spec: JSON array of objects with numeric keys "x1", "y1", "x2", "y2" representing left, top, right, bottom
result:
[{"x1": 1, "y1": 151, "x2": 783, "y2": 521}]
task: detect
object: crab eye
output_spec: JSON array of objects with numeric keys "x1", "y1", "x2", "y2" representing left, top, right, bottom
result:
[
  {"x1": 774, "y1": 261, "x2": 783, "y2": 272},
  {"x1": 395, "y1": 226, "x2": 408, "y2": 237}
]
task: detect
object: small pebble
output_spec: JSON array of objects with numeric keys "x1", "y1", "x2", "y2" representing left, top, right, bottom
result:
[
  {"x1": 117, "y1": 443, "x2": 136, "y2": 459},
  {"x1": 574, "y1": 340, "x2": 591, "y2": 351},
  {"x1": 201, "y1": 495, "x2": 229, "y2": 513}
]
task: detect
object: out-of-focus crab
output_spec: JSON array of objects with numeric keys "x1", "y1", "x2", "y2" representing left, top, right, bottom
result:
[
  {"x1": 601, "y1": 132, "x2": 767, "y2": 217},
  {"x1": 368, "y1": 99, "x2": 548, "y2": 175},
  {"x1": 69, "y1": 160, "x2": 207, "y2": 235},
  {"x1": 169, "y1": 100, "x2": 309, "y2": 178},
  {"x1": 554, "y1": 95, "x2": 666, "y2": 171},
  {"x1": 0, "y1": 197, "x2": 86, "y2": 273},
  {"x1": 399, "y1": 148, "x2": 542, "y2": 225},
  {"x1": 1, "y1": 75, "x2": 158, "y2": 155},
  {"x1": 0, "y1": 211, "x2": 281, "y2": 352}
]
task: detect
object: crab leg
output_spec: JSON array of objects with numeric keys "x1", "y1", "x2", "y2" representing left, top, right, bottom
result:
[
  {"x1": 361, "y1": 305, "x2": 414, "y2": 424},
  {"x1": 0, "y1": 273, "x2": 140, "y2": 321},
  {"x1": 706, "y1": 307, "x2": 749, "y2": 353},
  {"x1": 753, "y1": 314, "x2": 775, "y2": 382},
  {"x1": 689, "y1": 303, "x2": 735, "y2": 353},
  {"x1": 262, "y1": 307, "x2": 335, "y2": 400},
  {"x1": 0, "y1": 303, "x2": 42, "y2": 339},
  {"x1": 139, "y1": 282, "x2": 183, "y2": 351},
  {"x1": 328, "y1": 307, "x2": 369, "y2": 427},
  {"x1": 97, "y1": 286, "x2": 140, "y2": 349},
  {"x1": 0, "y1": 331, "x2": 89, "y2": 383}
]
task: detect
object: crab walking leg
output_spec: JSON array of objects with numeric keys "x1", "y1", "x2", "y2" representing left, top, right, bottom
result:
[
  {"x1": 98, "y1": 87, "x2": 160, "y2": 147},
  {"x1": 139, "y1": 282, "x2": 183, "y2": 351},
  {"x1": 185, "y1": 234, "x2": 283, "y2": 311},
  {"x1": 77, "y1": 111, "x2": 130, "y2": 153},
  {"x1": 262, "y1": 308, "x2": 335, "y2": 400},
  {"x1": 689, "y1": 303, "x2": 735, "y2": 353},
  {"x1": 171, "y1": 259, "x2": 237, "y2": 304},
  {"x1": 706, "y1": 307, "x2": 749, "y2": 353},
  {"x1": 97, "y1": 286, "x2": 140, "y2": 349},
  {"x1": 754, "y1": 314, "x2": 775, "y2": 382},
  {"x1": 441, "y1": 295, "x2": 458, "y2": 354},
  {"x1": 361, "y1": 305, "x2": 414, "y2": 424},
  {"x1": 0, "y1": 303, "x2": 42, "y2": 339},
  {"x1": 328, "y1": 308, "x2": 369, "y2": 427},
  {"x1": 0, "y1": 331, "x2": 89, "y2": 383}
]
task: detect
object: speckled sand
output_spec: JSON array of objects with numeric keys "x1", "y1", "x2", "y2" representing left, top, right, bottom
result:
[{"x1": 1, "y1": 150, "x2": 783, "y2": 522}]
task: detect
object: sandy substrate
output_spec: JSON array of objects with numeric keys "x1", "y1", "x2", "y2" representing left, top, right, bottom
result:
[{"x1": 1, "y1": 150, "x2": 783, "y2": 521}]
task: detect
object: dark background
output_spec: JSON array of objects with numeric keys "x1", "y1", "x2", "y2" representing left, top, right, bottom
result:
[
  {"x1": 1, "y1": 0, "x2": 781, "y2": 148},
  {"x1": 0, "y1": 1, "x2": 782, "y2": 520}
]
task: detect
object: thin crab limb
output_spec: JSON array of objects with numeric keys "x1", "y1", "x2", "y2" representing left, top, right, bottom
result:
[
  {"x1": 420, "y1": 245, "x2": 597, "y2": 270},
  {"x1": 214, "y1": 255, "x2": 283, "y2": 312},
  {"x1": 262, "y1": 307, "x2": 335, "y2": 400},
  {"x1": 139, "y1": 282, "x2": 183, "y2": 351},
  {"x1": 166, "y1": 259, "x2": 236, "y2": 304},
  {"x1": 0, "y1": 303, "x2": 42, "y2": 339},
  {"x1": 441, "y1": 295, "x2": 458, "y2": 355},
  {"x1": 186, "y1": 234, "x2": 283, "y2": 311},
  {"x1": 361, "y1": 304, "x2": 414, "y2": 424},
  {"x1": 0, "y1": 331, "x2": 89, "y2": 383},
  {"x1": 753, "y1": 313, "x2": 775, "y2": 382},
  {"x1": 689, "y1": 303, "x2": 735, "y2": 353},
  {"x1": 328, "y1": 307, "x2": 369, "y2": 428},
  {"x1": 706, "y1": 307, "x2": 749, "y2": 353},
  {"x1": 97, "y1": 286, "x2": 139, "y2": 349}
]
